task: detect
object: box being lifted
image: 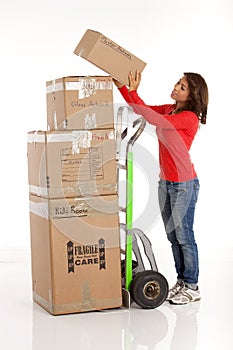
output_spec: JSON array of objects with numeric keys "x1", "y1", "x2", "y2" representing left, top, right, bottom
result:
[
  {"x1": 46, "y1": 76, "x2": 114, "y2": 130},
  {"x1": 27, "y1": 129, "x2": 117, "y2": 199},
  {"x1": 74, "y1": 29, "x2": 146, "y2": 86},
  {"x1": 29, "y1": 193, "x2": 122, "y2": 315}
]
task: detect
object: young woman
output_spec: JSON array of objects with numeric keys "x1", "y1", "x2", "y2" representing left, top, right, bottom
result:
[{"x1": 114, "y1": 71, "x2": 208, "y2": 305}]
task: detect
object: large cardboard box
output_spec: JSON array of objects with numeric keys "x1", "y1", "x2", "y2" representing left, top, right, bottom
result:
[
  {"x1": 46, "y1": 76, "x2": 114, "y2": 130},
  {"x1": 29, "y1": 193, "x2": 122, "y2": 315},
  {"x1": 27, "y1": 129, "x2": 117, "y2": 198},
  {"x1": 74, "y1": 29, "x2": 146, "y2": 86}
]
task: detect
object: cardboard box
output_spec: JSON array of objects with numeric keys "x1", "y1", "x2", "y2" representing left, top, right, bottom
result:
[
  {"x1": 46, "y1": 76, "x2": 114, "y2": 130},
  {"x1": 27, "y1": 129, "x2": 117, "y2": 198},
  {"x1": 74, "y1": 29, "x2": 146, "y2": 86},
  {"x1": 29, "y1": 193, "x2": 122, "y2": 315}
]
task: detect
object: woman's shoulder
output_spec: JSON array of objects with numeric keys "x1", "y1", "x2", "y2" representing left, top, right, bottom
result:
[{"x1": 151, "y1": 104, "x2": 175, "y2": 114}]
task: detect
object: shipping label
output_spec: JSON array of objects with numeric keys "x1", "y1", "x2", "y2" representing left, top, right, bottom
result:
[{"x1": 60, "y1": 146, "x2": 104, "y2": 183}]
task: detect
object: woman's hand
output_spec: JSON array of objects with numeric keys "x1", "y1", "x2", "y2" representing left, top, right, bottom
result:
[
  {"x1": 128, "y1": 70, "x2": 141, "y2": 92},
  {"x1": 112, "y1": 70, "x2": 141, "y2": 91}
]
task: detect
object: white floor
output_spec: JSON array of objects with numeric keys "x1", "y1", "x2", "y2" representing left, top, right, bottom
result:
[{"x1": 0, "y1": 250, "x2": 232, "y2": 350}]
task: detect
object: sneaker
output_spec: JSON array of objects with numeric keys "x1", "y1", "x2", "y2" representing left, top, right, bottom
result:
[
  {"x1": 169, "y1": 285, "x2": 201, "y2": 305},
  {"x1": 166, "y1": 280, "x2": 185, "y2": 301}
]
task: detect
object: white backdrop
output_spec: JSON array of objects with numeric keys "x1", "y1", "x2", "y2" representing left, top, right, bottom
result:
[{"x1": 0, "y1": 0, "x2": 232, "y2": 263}]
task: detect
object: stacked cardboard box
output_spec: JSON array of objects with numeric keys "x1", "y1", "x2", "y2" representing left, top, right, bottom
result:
[
  {"x1": 29, "y1": 193, "x2": 121, "y2": 315},
  {"x1": 46, "y1": 76, "x2": 114, "y2": 130},
  {"x1": 27, "y1": 129, "x2": 117, "y2": 198},
  {"x1": 74, "y1": 29, "x2": 146, "y2": 85},
  {"x1": 27, "y1": 76, "x2": 122, "y2": 315}
]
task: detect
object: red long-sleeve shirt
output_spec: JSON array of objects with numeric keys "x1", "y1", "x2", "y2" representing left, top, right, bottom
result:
[{"x1": 118, "y1": 86, "x2": 199, "y2": 182}]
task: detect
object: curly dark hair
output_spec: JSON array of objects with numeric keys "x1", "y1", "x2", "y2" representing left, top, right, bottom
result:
[{"x1": 183, "y1": 73, "x2": 209, "y2": 124}]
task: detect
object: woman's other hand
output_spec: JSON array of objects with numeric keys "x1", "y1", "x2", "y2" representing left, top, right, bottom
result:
[{"x1": 128, "y1": 70, "x2": 141, "y2": 92}]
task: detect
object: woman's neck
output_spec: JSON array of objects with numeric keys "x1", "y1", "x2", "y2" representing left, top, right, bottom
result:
[{"x1": 176, "y1": 101, "x2": 186, "y2": 109}]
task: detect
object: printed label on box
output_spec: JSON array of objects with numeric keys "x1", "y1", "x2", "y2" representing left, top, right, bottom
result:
[
  {"x1": 66, "y1": 239, "x2": 106, "y2": 273},
  {"x1": 60, "y1": 146, "x2": 104, "y2": 183}
]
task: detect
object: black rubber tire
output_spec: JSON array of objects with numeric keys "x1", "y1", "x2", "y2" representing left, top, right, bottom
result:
[{"x1": 130, "y1": 270, "x2": 168, "y2": 309}]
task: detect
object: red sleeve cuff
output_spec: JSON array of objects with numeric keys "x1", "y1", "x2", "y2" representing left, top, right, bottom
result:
[{"x1": 119, "y1": 85, "x2": 127, "y2": 92}]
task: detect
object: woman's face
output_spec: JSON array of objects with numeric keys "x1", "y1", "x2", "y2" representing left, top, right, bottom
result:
[{"x1": 171, "y1": 76, "x2": 190, "y2": 104}]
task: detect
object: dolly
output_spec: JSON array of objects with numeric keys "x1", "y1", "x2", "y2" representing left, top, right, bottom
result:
[{"x1": 116, "y1": 106, "x2": 169, "y2": 309}]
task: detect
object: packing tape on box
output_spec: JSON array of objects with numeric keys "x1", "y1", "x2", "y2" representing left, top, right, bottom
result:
[
  {"x1": 46, "y1": 131, "x2": 93, "y2": 146},
  {"x1": 29, "y1": 182, "x2": 117, "y2": 203},
  {"x1": 84, "y1": 113, "x2": 97, "y2": 129},
  {"x1": 27, "y1": 133, "x2": 45, "y2": 144},
  {"x1": 28, "y1": 130, "x2": 115, "y2": 148},
  {"x1": 33, "y1": 286, "x2": 122, "y2": 315},
  {"x1": 33, "y1": 291, "x2": 54, "y2": 315},
  {"x1": 46, "y1": 77, "x2": 112, "y2": 99},
  {"x1": 28, "y1": 185, "x2": 48, "y2": 198},
  {"x1": 29, "y1": 199, "x2": 49, "y2": 219},
  {"x1": 52, "y1": 295, "x2": 122, "y2": 314},
  {"x1": 28, "y1": 131, "x2": 93, "y2": 149}
]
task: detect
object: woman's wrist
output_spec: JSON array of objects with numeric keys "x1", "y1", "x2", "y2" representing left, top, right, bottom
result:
[{"x1": 112, "y1": 78, "x2": 124, "y2": 89}]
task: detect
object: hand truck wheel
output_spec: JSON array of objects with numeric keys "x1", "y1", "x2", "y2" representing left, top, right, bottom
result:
[{"x1": 130, "y1": 270, "x2": 168, "y2": 309}]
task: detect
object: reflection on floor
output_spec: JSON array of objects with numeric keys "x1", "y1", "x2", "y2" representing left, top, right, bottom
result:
[{"x1": 0, "y1": 251, "x2": 232, "y2": 350}]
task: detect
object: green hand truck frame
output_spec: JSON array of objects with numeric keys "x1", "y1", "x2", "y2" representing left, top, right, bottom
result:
[{"x1": 116, "y1": 106, "x2": 169, "y2": 309}]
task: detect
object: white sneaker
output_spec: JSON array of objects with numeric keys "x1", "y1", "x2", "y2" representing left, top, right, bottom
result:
[
  {"x1": 169, "y1": 285, "x2": 201, "y2": 305},
  {"x1": 166, "y1": 280, "x2": 185, "y2": 301}
]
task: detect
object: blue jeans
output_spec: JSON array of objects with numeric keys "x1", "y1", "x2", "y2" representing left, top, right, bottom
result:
[{"x1": 158, "y1": 178, "x2": 200, "y2": 286}]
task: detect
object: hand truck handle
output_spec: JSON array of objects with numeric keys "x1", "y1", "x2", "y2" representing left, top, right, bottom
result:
[{"x1": 127, "y1": 117, "x2": 146, "y2": 152}]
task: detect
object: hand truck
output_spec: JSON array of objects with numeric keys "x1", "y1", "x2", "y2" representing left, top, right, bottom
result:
[{"x1": 116, "y1": 106, "x2": 168, "y2": 309}]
